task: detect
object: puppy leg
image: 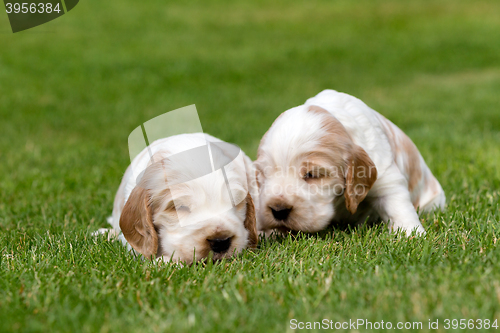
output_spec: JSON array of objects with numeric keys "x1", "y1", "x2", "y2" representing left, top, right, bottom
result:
[
  {"x1": 419, "y1": 190, "x2": 446, "y2": 214},
  {"x1": 371, "y1": 165, "x2": 425, "y2": 236},
  {"x1": 417, "y1": 175, "x2": 446, "y2": 214}
]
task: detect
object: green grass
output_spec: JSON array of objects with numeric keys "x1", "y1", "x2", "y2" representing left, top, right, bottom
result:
[{"x1": 1, "y1": 0, "x2": 500, "y2": 332}]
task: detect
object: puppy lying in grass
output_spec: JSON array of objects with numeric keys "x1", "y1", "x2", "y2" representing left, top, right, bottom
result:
[
  {"x1": 97, "y1": 133, "x2": 258, "y2": 263},
  {"x1": 254, "y1": 89, "x2": 445, "y2": 236}
]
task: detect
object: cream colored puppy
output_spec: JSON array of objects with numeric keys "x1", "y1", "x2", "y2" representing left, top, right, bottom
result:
[
  {"x1": 100, "y1": 133, "x2": 258, "y2": 263},
  {"x1": 255, "y1": 90, "x2": 445, "y2": 236}
]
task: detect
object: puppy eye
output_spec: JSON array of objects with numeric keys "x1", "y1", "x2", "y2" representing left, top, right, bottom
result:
[
  {"x1": 303, "y1": 171, "x2": 319, "y2": 180},
  {"x1": 176, "y1": 205, "x2": 191, "y2": 213},
  {"x1": 165, "y1": 202, "x2": 191, "y2": 214}
]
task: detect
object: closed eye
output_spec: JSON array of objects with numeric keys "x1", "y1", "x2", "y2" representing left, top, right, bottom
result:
[
  {"x1": 303, "y1": 170, "x2": 323, "y2": 180},
  {"x1": 303, "y1": 171, "x2": 317, "y2": 179},
  {"x1": 176, "y1": 205, "x2": 191, "y2": 214},
  {"x1": 165, "y1": 201, "x2": 191, "y2": 214}
]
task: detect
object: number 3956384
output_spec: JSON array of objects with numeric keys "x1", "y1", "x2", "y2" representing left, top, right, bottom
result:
[{"x1": 5, "y1": 2, "x2": 61, "y2": 14}]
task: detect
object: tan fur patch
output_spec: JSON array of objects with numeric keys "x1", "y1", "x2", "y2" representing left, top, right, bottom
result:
[
  {"x1": 307, "y1": 105, "x2": 354, "y2": 163},
  {"x1": 244, "y1": 193, "x2": 258, "y2": 248},
  {"x1": 413, "y1": 192, "x2": 421, "y2": 210},
  {"x1": 119, "y1": 186, "x2": 159, "y2": 259},
  {"x1": 344, "y1": 146, "x2": 378, "y2": 214},
  {"x1": 402, "y1": 136, "x2": 422, "y2": 192},
  {"x1": 378, "y1": 114, "x2": 422, "y2": 193},
  {"x1": 308, "y1": 105, "x2": 377, "y2": 214}
]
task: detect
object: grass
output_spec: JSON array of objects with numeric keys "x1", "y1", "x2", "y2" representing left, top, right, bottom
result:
[{"x1": 1, "y1": 0, "x2": 500, "y2": 331}]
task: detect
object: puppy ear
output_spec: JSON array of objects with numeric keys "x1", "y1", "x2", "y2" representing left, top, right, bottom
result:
[
  {"x1": 345, "y1": 146, "x2": 377, "y2": 214},
  {"x1": 244, "y1": 193, "x2": 258, "y2": 248},
  {"x1": 119, "y1": 186, "x2": 158, "y2": 259}
]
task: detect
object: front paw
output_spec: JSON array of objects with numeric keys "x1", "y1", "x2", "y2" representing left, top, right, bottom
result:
[
  {"x1": 407, "y1": 225, "x2": 426, "y2": 236},
  {"x1": 391, "y1": 224, "x2": 426, "y2": 236}
]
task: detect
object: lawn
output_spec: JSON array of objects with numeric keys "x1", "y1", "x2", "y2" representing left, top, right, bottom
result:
[{"x1": 1, "y1": 0, "x2": 500, "y2": 332}]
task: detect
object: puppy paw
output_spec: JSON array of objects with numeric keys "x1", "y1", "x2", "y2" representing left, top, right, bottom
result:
[
  {"x1": 390, "y1": 224, "x2": 426, "y2": 237},
  {"x1": 91, "y1": 228, "x2": 119, "y2": 240},
  {"x1": 410, "y1": 225, "x2": 426, "y2": 236},
  {"x1": 401, "y1": 225, "x2": 426, "y2": 237}
]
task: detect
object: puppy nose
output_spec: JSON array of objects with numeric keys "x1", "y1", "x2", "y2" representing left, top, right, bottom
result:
[
  {"x1": 270, "y1": 204, "x2": 292, "y2": 221},
  {"x1": 207, "y1": 237, "x2": 232, "y2": 253}
]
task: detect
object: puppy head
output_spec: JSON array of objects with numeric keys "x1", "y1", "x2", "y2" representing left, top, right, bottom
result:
[
  {"x1": 120, "y1": 147, "x2": 257, "y2": 264},
  {"x1": 255, "y1": 105, "x2": 377, "y2": 233}
]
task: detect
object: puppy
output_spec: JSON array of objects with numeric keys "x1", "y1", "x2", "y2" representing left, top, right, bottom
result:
[
  {"x1": 100, "y1": 133, "x2": 258, "y2": 263},
  {"x1": 255, "y1": 89, "x2": 445, "y2": 236}
]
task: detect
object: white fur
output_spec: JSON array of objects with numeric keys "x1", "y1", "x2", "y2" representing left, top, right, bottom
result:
[
  {"x1": 101, "y1": 133, "x2": 257, "y2": 263},
  {"x1": 256, "y1": 90, "x2": 445, "y2": 236}
]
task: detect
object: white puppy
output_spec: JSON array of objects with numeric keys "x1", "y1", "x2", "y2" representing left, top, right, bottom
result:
[
  {"x1": 255, "y1": 90, "x2": 445, "y2": 236},
  {"x1": 100, "y1": 133, "x2": 258, "y2": 263}
]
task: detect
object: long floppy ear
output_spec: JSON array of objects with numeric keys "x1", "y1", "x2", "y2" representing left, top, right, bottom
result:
[
  {"x1": 345, "y1": 146, "x2": 378, "y2": 215},
  {"x1": 119, "y1": 186, "x2": 158, "y2": 259},
  {"x1": 244, "y1": 193, "x2": 258, "y2": 248}
]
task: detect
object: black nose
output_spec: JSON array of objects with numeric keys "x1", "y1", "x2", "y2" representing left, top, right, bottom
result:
[
  {"x1": 207, "y1": 237, "x2": 232, "y2": 253},
  {"x1": 270, "y1": 206, "x2": 292, "y2": 221}
]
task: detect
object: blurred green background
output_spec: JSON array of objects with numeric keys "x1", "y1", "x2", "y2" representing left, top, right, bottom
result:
[{"x1": 1, "y1": 0, "x2": 500, "y2": 332}]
